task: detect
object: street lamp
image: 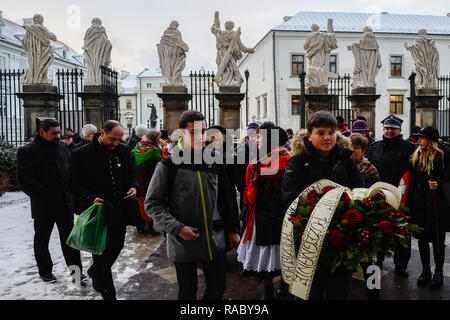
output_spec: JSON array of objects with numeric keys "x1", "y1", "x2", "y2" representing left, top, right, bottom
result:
[
  {"x1": 126, "y1": 113, "x2": 134, "y2": 138},
  {"x1": 244, "y1": 69, "x2": 249, "y2": 125}
]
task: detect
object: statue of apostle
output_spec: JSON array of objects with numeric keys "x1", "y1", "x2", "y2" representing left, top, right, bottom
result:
[
  {"x1": 157, "y1": 21, "x2": 189, "y2": 87},
  {"x1": 211, "y1": 11, "x2": 255, "y2": 87},
  {"x1": 83, "y1": 18, "x2": 112, "y2": 86},
  {"x1": 405, "y1": 29, "x2": 439, "y2": 90},
  {"x1": 304, "y1": 22, "x2": 338, "y2": 88},
  {"x1": 347, "y1": 26, "x2": 382, "y2": 89},
  {"x1": 21, "y1": 14, "x2": 57, "y2": 84}
]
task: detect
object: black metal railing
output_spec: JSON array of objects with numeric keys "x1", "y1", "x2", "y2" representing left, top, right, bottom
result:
[
  {"x1": 56, "y1": 68, "x2": 84, "y2": 134},
  {"x1": 437, "y1": 75, "x2": 450, "y2": 139},
  {"x1": 189, "y1": 70, "x2": 217, "y2": 127},
  {"x1": 329, "y1": 74, "x2": 352, "y2": 125},
  {"x1": 0, "y1": 69, "x2": 25, "y2": 147},
  {"x1": 299, "y1": 72, "x2": 352, "y2": 128},
  {"x1": 100, "y1": 65, "x2": 119, "y2": 122}
]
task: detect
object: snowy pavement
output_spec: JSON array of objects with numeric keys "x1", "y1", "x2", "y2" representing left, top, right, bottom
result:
[{"x1": 0, "y1": 192, "x2": 162, "y2": 300}]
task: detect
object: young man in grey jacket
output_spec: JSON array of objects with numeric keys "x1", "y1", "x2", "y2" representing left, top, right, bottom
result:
[{"x1": 145, "y1": 110, "x2": 240, "y2": 300}]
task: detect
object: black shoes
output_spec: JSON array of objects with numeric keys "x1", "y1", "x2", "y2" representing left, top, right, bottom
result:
[
  {"x1": 431, "y1": 271, "x2": 444, "y2": 290},
  {"x1": 417, "y1": 269, "x2": 432, "y2": 286},
  {"x1": 394, "y1": 267, "x2": 409, "y2": 278},
  {"x1": 40, "y1": 273, "x2": 57, "y2": 283},
  {"x1": 87, "y1": 267, "x2": 103, "y2": 293}
]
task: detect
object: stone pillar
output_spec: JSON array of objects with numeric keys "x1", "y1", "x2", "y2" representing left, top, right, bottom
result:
[
  {"x1": 305, "y1": 86, "x2": 335, "y2": 121},
  {"x1": 408, "y1": 88, "x2": 443, "y2": 128},
  {"x1": 77, "y1": 85, "x2": 118, "y2": 130},
  {"x1": 16, "y1": 84, "x2": 62, "y2": 141},
  {"x1": 347, "y1": 87, "x2": 381, "y2": 132},
  {"x1": 157, "y1": 86, "x2": 192, "y2": 134},
  {"x1": 214, "y1": 86, "x2": 244, "y2": 130}
]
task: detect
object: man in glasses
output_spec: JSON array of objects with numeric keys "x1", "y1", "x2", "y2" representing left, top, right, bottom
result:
[{"x1": 16, "y1": 118, "x2": 85, "y2": 285}]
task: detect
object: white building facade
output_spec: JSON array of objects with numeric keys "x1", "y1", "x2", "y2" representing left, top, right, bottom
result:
[{"x1": 239, "y1": 11, "x2": 450, "y2": 138}]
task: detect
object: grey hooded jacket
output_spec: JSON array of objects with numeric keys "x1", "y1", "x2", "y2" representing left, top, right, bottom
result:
[{"x1": 145, "y1": 154, "x2": 240, "y2": 262}]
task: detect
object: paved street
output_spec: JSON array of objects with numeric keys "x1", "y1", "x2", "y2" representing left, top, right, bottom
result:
[{"x1": 2, "y1": 191, "x2": 450, "y2": 300}]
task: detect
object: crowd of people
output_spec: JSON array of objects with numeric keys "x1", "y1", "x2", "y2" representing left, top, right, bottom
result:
[{"x1": 14, "y1": 109, "x2": 450, "y2": 300}]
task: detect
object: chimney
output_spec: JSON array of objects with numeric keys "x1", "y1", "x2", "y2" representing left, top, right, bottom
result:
[
  {"x1": 23, "y1": 18, "x2": 33, "y2": 27},
  {"x1": 283, "y1": 16, "x2": 292, "y2": 23}
]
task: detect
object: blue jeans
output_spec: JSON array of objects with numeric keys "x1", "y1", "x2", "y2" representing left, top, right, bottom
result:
[{"x1": 174, "y1": 251, "x2": 227, "y2": 300}]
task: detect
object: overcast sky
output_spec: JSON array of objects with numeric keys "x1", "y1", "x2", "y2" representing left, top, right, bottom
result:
[{"x1": 2, "y1": 0, "x2": 449, "y2": 74}]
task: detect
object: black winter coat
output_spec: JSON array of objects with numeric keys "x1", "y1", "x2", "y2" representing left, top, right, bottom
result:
[
  {"x1": 281, "y1": 137, "x2": 365, "y2": 214},
  {"x1": 366, "y1": 135, "x2": 417, "y2": 186},
  {"x1": 73, "y1": 139, "x2": 90, "y2": 151},
  {"x1": 16, "y1": 135, "x2": 73, "y2": 219},
  {"x1": 127, "y1": 135, "x2": 141, "y2": 153},
  {"x1": 408, "y1": 144, "x2": 450, "y2": 236},
  {"x1": 70, "y1": 135, "x2": 139, "y2": 226}
]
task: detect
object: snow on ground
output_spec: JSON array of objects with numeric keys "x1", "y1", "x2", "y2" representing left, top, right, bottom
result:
[{"x1": 0, "y1": 191, "x2": 162, "y2": 300}]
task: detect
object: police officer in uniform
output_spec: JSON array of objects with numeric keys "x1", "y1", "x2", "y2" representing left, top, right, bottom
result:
[
  {"x1": 366, "y1": 114, "x2": 417, "y2": 277},
  {"x1": 70, "y1": 120, "x2": 139, "y2": 300}
]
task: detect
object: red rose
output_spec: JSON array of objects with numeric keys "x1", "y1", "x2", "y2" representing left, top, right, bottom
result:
[
  {"x1": 293, "y1": 215, "x2": 303, "y2": 227},
  {"x1": 307, "y1": 197, "x2": 316, "y2": 205},
  {"x1": 322, "y1": 186, "x2": 336, "y2": 193},
  {"x1": 307, "y1": 190, "x2": 318, "y2": 199},
  {"x1": 343, "y1": 209, "x2": 363, "y2": 224},
  {"x1": 329, "y1": 230, "x2": 343, "y2": 247},
  {"x1": 341, "y1": 192, "x2": 351, "y2": 205},
  {"x1": 379, "y1": 221, "x2": 393, "y2": 233}
]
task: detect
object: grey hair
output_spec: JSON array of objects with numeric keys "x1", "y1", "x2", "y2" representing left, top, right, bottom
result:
[{"x1": 134, "y1": 124, "x2": 148, "y2": 137}]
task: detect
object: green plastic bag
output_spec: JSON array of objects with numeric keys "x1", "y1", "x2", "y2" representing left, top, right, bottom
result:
[{"x1": 66, "y1": 203, "x2": 107, "y2": 255}]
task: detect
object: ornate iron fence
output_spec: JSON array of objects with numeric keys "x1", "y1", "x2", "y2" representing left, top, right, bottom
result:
[
  {"x1": 0, "y1": 69, "x2": 25, "y2": 147},
  {"x1": 437, "y1": 75, "x2": 450, "y2": 139},
  {"x1": 189, "y1": 70, "x2": 217, "y2": 127},
  {"x1": 56, "y1": 68, "x2": 84, "y2": 135}
]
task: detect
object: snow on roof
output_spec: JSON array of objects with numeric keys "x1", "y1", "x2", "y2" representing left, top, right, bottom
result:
[
  {"x1": 0, "y1": 15, "x2": 84, "y2": 67},
  {"x1": 119, "y1": 74, "x2": 137, "y2": 94},
  {"x1": 137, "y1": 68, "x2": 163, "y2": 78},
  {"x1": 273, "y1": 11, "x2": 450, "y2": 35}
]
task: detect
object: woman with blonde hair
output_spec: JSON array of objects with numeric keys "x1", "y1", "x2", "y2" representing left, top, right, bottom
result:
[
  {"x1": 133, "y1": 129, "x2": 162, "y2": 235},
  {"x1": 408, "y1": 126, "x2": 450, "y2": 289}
]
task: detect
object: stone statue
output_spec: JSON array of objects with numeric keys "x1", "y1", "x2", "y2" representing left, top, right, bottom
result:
[
  {"x1": 157, "y1": 21, "x2": 189, "y2": 87},
  {"x1": 211, "y1": 11, "x2": 255, "y2": 87},
  {"x1": 405, "y1": 29, "x2": 439, "y2": 90},
  {"x1": 347, "y1": 26, "x2": 382, "y2": 89},
  {"x1": 21, "y1": 14, "x2": 57, "y2": 84},
  {"x1": 83, "y1": 18, "x2": 112, "y2": 86},
  {"x1": 304, "y1": 21, "x2": 338, "y2": 88}
]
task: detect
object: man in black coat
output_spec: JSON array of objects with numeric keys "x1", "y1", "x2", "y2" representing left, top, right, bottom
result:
[
  {"x1": 366, "y1": 114, "x2": 417, "y2": 277},
  {"x1": 16, "y1": 118, "x2": 84, "y2": 284},
  {"x1": 70, "y1": 120, "x2": 139, "y2": 300}
]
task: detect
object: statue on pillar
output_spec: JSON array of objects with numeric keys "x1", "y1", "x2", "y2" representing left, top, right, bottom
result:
[
  {"x1": 21, "y1": 14, "x2": 57, "y2": 84},
  {"x1": 211, "y1": 11, "x2": 255, "y2": 87},
  {"x1": 83, "y1": 18, "x2": 112, "y2": 86},
  {"x1": 347, "y1": 26, "x2": 382, "y2": 89},
  {"x1": 157, "y1": 20, "x2": 189, "y2": 87},
  {"x1": 405, "y1": 29, "x2": 439, "y2": 90},
  {"x1": 304, "y1": 20, "x2": 338, "y2": 88}
]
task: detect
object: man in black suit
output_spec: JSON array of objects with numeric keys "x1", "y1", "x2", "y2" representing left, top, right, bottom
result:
[
  {"x1": 16, "y1": 118, "x2": 84, "y2": 284},
  {"x1": 70, "y1": 120, "x2": 139, "y2": 300}
]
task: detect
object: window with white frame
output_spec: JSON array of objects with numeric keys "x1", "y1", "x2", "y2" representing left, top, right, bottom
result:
[
  {"x1": 256, "y1": 98, "x2": 261, "y2": 119},
  {"x1": 262, "y1": 95, "x2": 267, "y2": 118},
  {"x1": 329, "y1": 55, "x2": 337, "y2": 74},
  {"x1": 291, "y1": 54, "x2": 304, "y2": 76},
  {"x1": 126, "y1": 99, "x2": 132, "y2": 109},
  {"x1": 146, "y1": 83, "x2": 152, "y2": 88},
  {"x1": 146, "y1": 98, "x2": 153, "y2": 107},
  {"x1": 291, "y1": 95, "x2": 301, "y2": 116}
]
